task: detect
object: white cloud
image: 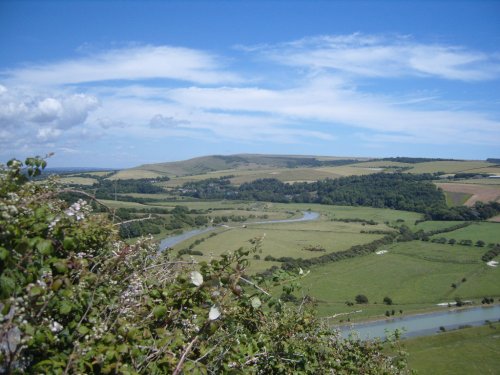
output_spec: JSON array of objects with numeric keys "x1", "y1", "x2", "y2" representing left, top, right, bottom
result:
[
  {"x1": 3, "y1": 45, "x2": 241, "y2": 86},
  {"x1": 0, "y1": 86, "x2": 99, "y2": 145},
  {"x1": 251, "y1": 34, "x2": 500, "y2": 81},
  {"x1": 1, "y1": 36, "x2": 499, "y2": 163}
]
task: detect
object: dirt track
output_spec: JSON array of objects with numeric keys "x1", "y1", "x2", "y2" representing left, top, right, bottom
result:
[{"x1": 435, "y1": 183, "x2": 500, "y2": 207}]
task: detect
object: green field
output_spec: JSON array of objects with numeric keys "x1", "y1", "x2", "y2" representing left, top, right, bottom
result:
[
  {"x1": 297, "y1": 240, "x2": 499, "y2": 320},
  {"x1": 406, "y1": 161, "x2": 494, "y2": 174},
  {"x1": 444, "y1": 191, "x2": 472, "y2": 206},
  {"x1": 404, "y1": 323, "x2": 500, "y2": 374},
  {"x1": 431, "y1": 222, "x2": 500, "y2": 244},
  {"x1": 94, "y1": 193, "x2": 498, "y2": 323},
  {"x1": 55, "y1": 176, "x2": 98, "y2": 186},
  {"x1": 414, "y1": 220, "x2": 464, "y2": 232},
  {"x1": 175, "y1": 220, "x2": 388, "y2": 272}
]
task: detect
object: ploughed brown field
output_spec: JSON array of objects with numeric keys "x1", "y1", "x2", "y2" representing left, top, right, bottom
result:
[{"x1": 436, "y1": 182, "x2": 500, "y2": 207}]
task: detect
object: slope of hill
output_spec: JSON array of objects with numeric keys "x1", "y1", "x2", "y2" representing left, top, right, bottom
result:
[{"x1": 110, "y1": 154, "x2": 367, "y2": 179}]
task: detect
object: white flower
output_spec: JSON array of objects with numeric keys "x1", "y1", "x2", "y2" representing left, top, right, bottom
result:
[
  {"x1": 251, "y1": 297, "x2": 262, "y2": 309},
  {"x1": 209, "y1": 305, "x2": 221, "y2": 320},
  {"x1": 49, "y1": 321, "x2": 63, "y2": 333},
  {"x1": 190, "y1": 271, "x2": 203, "y2": 286}
]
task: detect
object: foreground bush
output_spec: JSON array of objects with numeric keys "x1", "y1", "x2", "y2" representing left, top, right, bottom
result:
[{"x1": 0, "y1": 157, "x2": 408, "y2": 374}]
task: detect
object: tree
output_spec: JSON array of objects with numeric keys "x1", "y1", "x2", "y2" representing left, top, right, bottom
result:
[
  {"x1": 383, "y1": 296, "x2": 393, "y2": 305},
  {"x1": 0, "y1": 157, "x2": 408, "y2": 374},
  {"x1": 355, "y1": 294, "x2": 369, "y2": 304}
]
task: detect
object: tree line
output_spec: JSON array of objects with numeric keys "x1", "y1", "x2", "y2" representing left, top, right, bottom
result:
[{"x1": 180, "y1": 173, "x2": 500, "y2": 221}]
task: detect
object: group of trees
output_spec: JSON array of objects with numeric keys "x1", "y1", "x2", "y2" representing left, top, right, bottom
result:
[
  {"x1": 180, "y1": 174, "x2": 500, "y2": 222},
  {"x1": 0, "y1": 157, "x2": 409, "y2": 373}
]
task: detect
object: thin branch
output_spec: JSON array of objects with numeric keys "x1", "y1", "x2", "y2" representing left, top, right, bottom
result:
[
  {"x1": 113, "y1": 214, "x2": 152, "y2": 226},
  {"x1": 172, "y1": 336, "x2": 199, "y2": 375},
  {"x1": 321, "y1": 310, "x2": 363, "y2": 319},
  {"x1": 239, "y1": 276, "x2": 271, "y2": 296}
]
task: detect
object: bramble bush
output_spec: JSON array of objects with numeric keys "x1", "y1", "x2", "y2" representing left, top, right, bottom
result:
[{"x1": 0, "y1": 157, "x2": 409, "y2": 373}]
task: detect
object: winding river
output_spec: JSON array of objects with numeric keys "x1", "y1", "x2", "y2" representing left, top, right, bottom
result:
[
  {"x1": 338, "y1": 305, "x2": 500, "y2": 340},
  {"x1": 159, "y1": 211, "x2": 499, "y2": 340},
  {"x1": 159, "y1": 211, "x2": 319, "y2": 251}
]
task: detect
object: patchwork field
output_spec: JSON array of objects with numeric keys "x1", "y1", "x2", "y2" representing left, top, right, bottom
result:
[{"x1": 436, "y1": 182, "x2": 500, "y2": 206}]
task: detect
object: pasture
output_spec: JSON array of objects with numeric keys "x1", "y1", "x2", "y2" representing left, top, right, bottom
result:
[
  {"x1": 431, "y1": 222, "x2": 500, "y2": 244},
  {"x1": 289, "y1": 240, "x2": 499, "y2": 320},
  {"x1": 404, "y1": 322, "x2": 500, "y2": 374},
  {"x1": 173, "y1": 219, "x2": 388, "y2": 273},
  {"x1": 54, "y1": 176, "x2": 98, "y2": 186},
  {"x1": 406, "y1": 161, "x2": 494, "y2": 174}
]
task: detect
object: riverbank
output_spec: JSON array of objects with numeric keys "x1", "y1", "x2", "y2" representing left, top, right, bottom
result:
[
  {"x1": 404, "y1": 322, "x2": 500, "y2": 374},
  {"x1": 159, "y1": 211, "x2": 320, "y2": 251},
  {"x1": 337, "y1": 304, "x2": 500, "y2": 340}
]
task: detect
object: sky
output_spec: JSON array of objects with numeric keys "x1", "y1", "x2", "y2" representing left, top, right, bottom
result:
[{"x1": 1, "y1": 1, "x2": 499, "y2": 168}]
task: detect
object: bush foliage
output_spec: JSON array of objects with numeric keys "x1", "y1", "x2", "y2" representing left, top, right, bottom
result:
[{"x1": 0, "y1": 157, "x2": 408, "y2": 373}]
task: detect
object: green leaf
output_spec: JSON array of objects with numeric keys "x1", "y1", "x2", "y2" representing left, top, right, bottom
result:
[
  {"x1": 63, "y1": 237, "x2": 76, "y2": 251},
  {"x1": 36, "y1": 239, "x2": 54, "y2": 255},
  {"x1": 78, "y1": 325, "x2": 89, "y2": 335},
  {"x1": 152, "y1": 306, "x2": 167, "y2": 319},
  {"x1": 53, "y1": 261, "x2": 68, "y2": 274},
  {"x1": 59, "y1": 301, "x2": 72, "y2": 315},
  {"x1": 0, "y1": 247, "x2": 9, "y2": 261},
  {"x1": 29, "y1": 286, "x2": 43, "y2": 297}
]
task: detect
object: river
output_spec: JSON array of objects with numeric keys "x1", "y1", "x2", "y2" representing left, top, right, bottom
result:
[
  {"x1": 338, "y1": 305, "x2": 500, "y2": 340},
  {"x1": 159, "y1": 211, "x2": 319, "y2": 251}
]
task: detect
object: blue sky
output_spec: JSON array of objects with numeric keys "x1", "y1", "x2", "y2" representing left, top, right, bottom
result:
[{"x1": 1, "y1": 1, "x2": 499, "y2": 168}]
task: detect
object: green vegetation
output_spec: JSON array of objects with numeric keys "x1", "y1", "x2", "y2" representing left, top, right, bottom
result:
[
  {"x1": 16, "y1": 154, "x2": 500, "y2": 372},
  {"x1": 404, "y1": 323, "x2": 500, "y2": 374},
  {"x1": 431, "y1": 222, "x2": 500, "y2": 244},
  {"x1": 444, "y1": 191, "x2": 472, "y2": 206},
  {"x1": 0, "y1": 157, "x2": 408, "y2": 373},
  {"x1": 298, "y1": 241, "x2": 499, "y2": 319}
]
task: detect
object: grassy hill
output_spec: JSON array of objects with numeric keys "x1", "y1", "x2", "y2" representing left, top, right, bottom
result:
[{"x1": 110, "y1": 154, "x2": 368, "y2": 180}]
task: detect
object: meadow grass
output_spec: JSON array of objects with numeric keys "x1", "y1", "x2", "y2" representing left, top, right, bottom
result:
[
  {"x1": 313, "y1": 165, "x2": 380, "y2": 176},
  {"x1": 55, "y1": 176, "x2": 98, "y2": 186},
  {"x1": 351, "y1": 161, "x2": 411, "y2": 168},
  {"x1": 108, "y1": 169, "x2": 165, "y2": 179},
  {"x1": 406, "y1": 161, "x2": 493, "y2": 174},
  {"x1": 297, "y1": 240, "x2": 499, "y2": 320},
  {"x1": 414, "y1": 220, "x2": 464, "y2": 232},
  {"x1": 431, "y1": 222, "x2": 500, "y2": 244},
  {"x1": 272, "y1": 203, "x2": 424, "y2": 227},
  {"x1": 403, "y1": 322, "x2": 500, "y2": 375},
  {"x1": 174, "y1": 220, "x2": 387, "y2": 273}
]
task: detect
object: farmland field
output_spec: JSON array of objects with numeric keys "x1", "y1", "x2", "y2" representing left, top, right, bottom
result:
[
  {"x1": 406, "y1": 161, "x2": 494, "y2": 174},
  {"x1": 54, "y1": 176, "x2": 98, "y2": 186},
  {"x1": 430, "y1": 222, "x2": 500, "y2": 244},
  {"x1": 173, "y1": 220, "x2": 388, "y2": 272},
  {"x1": 404, "y1": 322, "x2": 500, "y2": 374},
  {"x1": 298, "y1": 241, "x2": 499, "y2": 320},
  {"x1": 436, "y1": 182, "x2": 500, "y2": 206}
]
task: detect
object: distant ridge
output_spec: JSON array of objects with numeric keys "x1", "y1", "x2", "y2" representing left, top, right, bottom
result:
[{"x1": 127, "y1": 154, "x2": 368, "y2": 177}]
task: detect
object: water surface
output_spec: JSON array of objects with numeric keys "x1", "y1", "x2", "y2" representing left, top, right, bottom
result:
[{"x1": 338, "y1": 305, "x2": 500, "y2": 340}]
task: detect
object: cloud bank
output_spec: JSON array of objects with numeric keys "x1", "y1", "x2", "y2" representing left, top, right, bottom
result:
[{"x1": 1, "y1": 34, "x2": 499, "y2": 165}]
